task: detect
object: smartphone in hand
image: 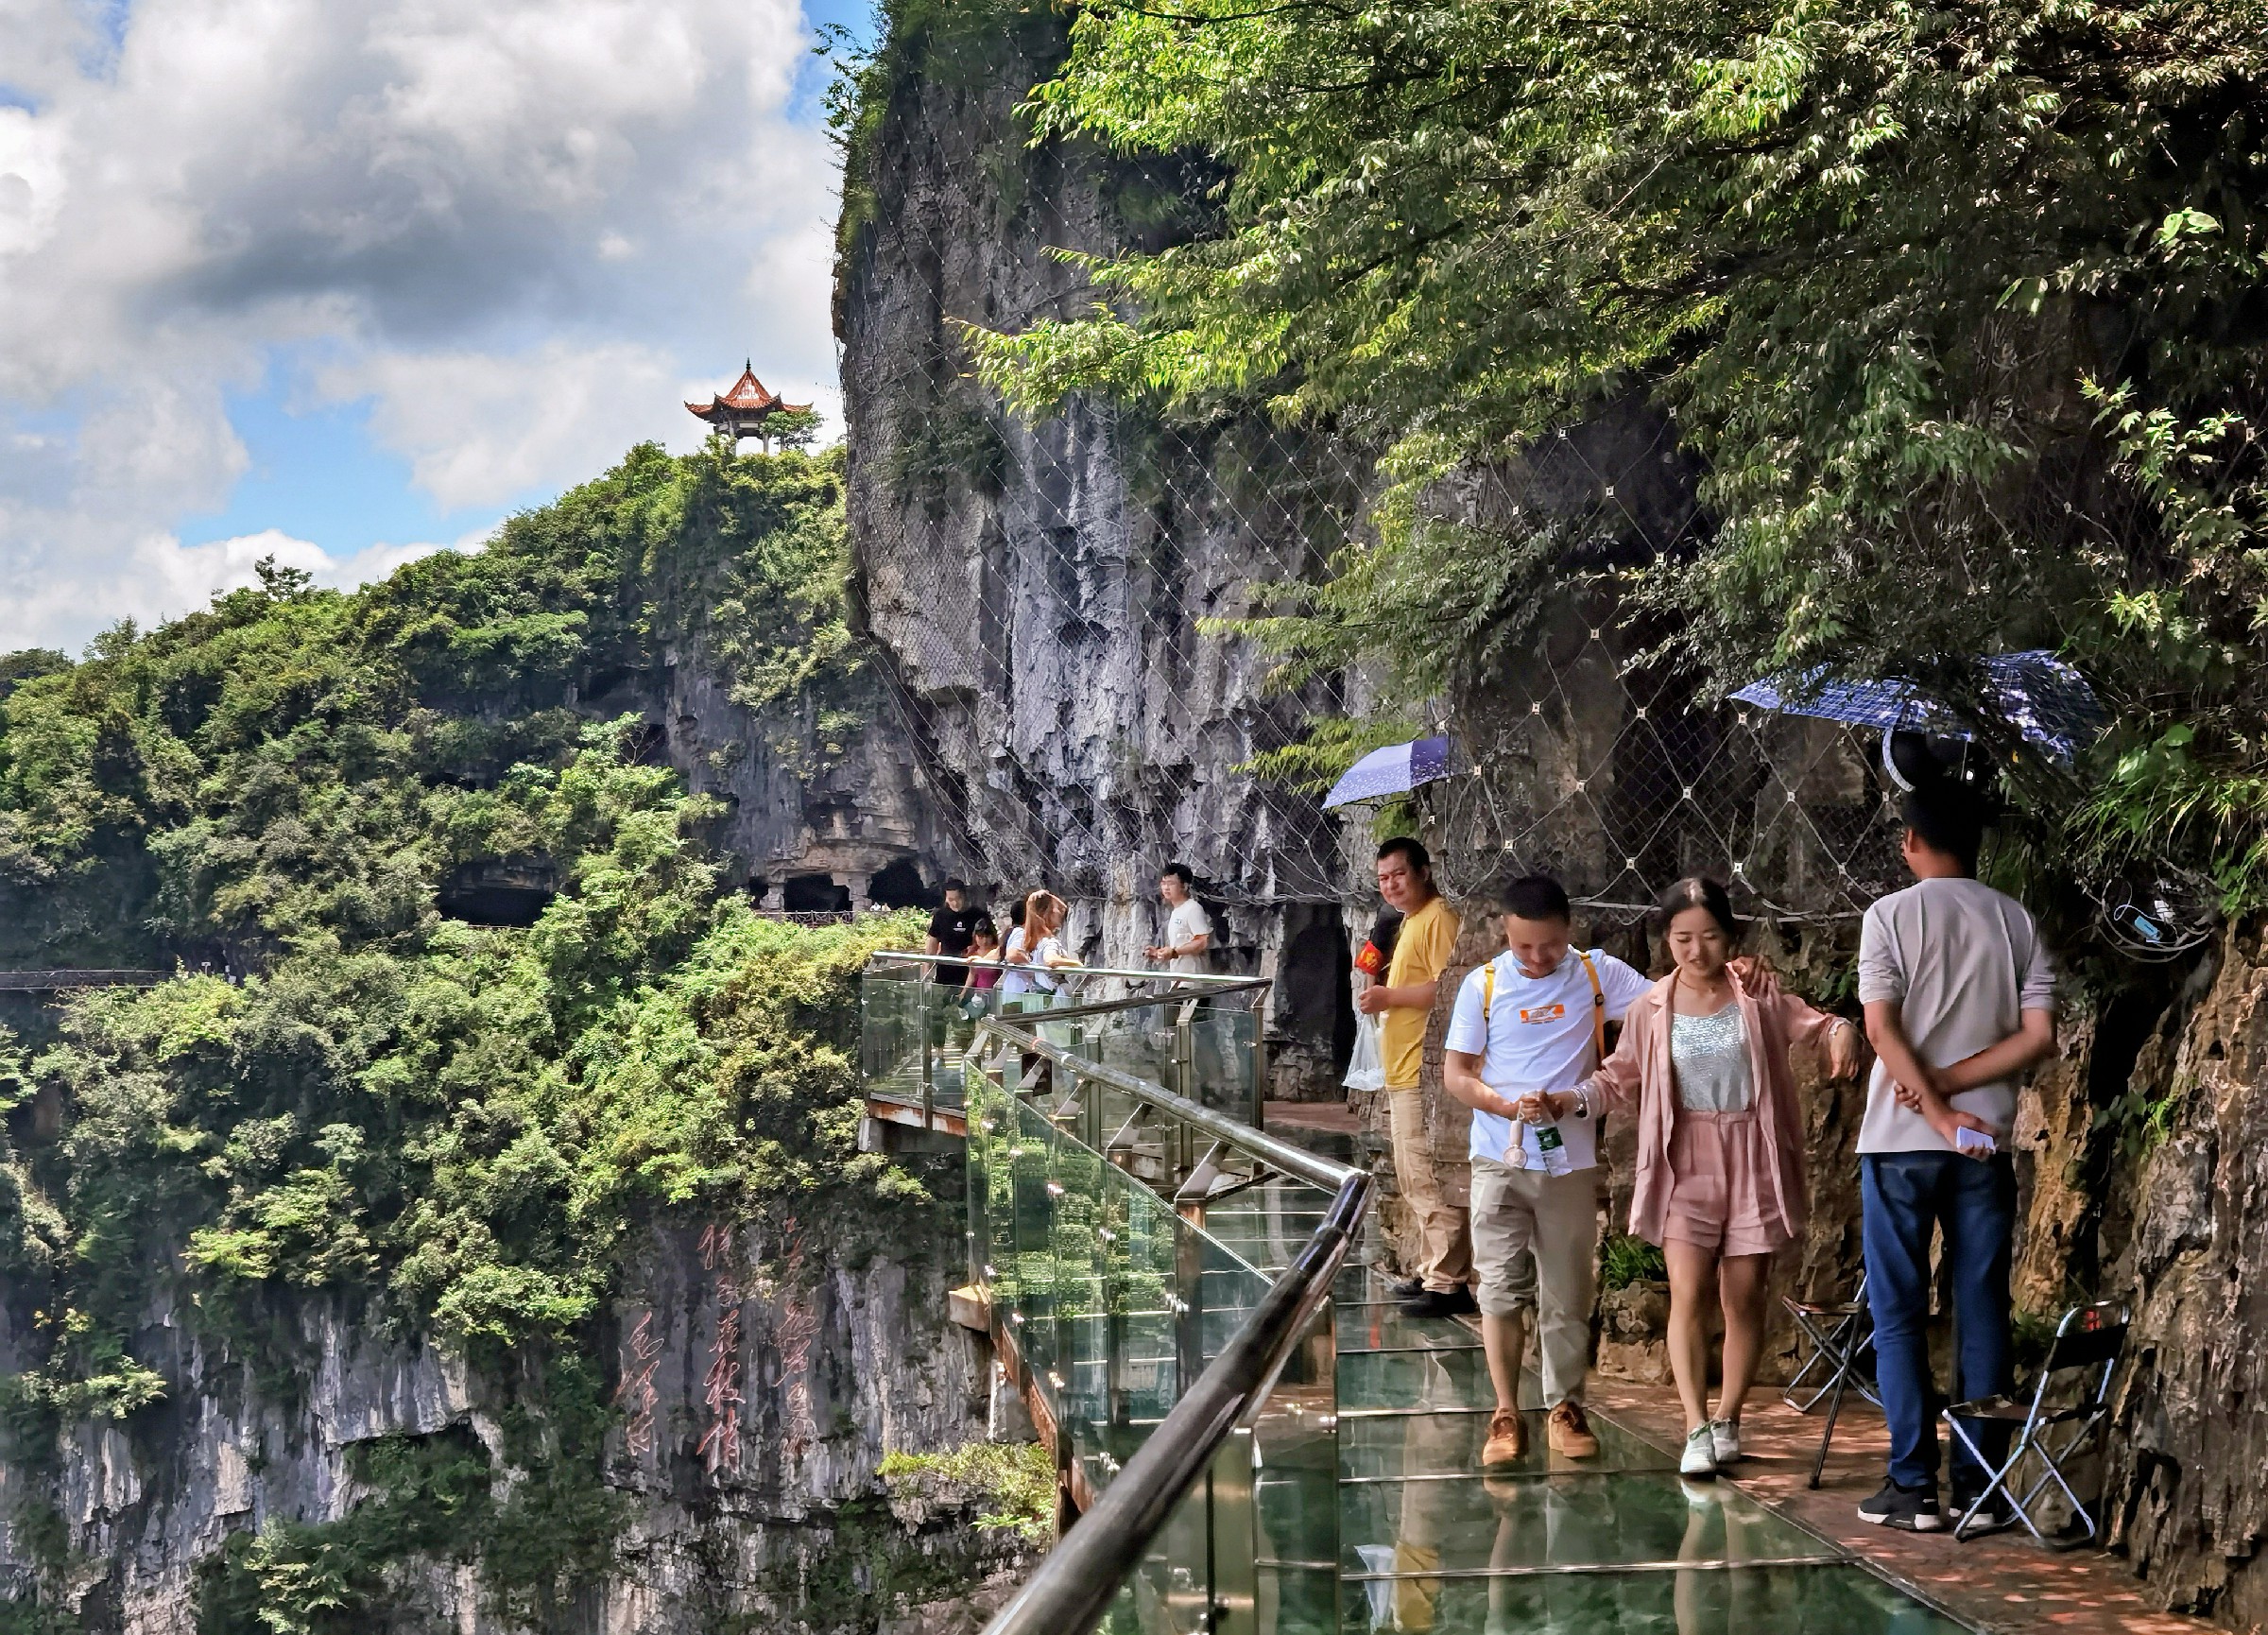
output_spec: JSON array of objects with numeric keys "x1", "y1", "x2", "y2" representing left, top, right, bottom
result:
[{"x1": 1954, "y1": 1126, "x2": 1998, "y2": 1157}]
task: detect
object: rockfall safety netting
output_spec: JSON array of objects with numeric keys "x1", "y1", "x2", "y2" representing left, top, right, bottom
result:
[{"x1": 837, "y1": 18, "x2": 1906, "y2": 921}]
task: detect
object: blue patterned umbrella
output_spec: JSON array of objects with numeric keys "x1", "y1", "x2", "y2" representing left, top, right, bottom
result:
[
  {"x1": 1322, "y1": 736, "x2": 1453, "y2": 808},
  {"x1": 1731, "y1": 650, "x2": 2108, "y2": 766}
]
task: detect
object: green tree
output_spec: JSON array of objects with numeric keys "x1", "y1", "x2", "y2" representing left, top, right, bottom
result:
[{"x1": 973, "y1": 0, "x2": 2268, "y2": 902}]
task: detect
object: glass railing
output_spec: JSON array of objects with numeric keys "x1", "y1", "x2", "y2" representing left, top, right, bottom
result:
[
  {"x1": 862, "y1": 953, "x2": 1270, "y2": 1129},
  {"x1": 861, "y1": 955, "x2": 1367, "y2": 1635},
  {"x1": 865, "y1": 954, "x2": 1988, "y2": 1635},
  {"x1": 964, "y1": 1026, "x2": 1358, "y2": 1635}
]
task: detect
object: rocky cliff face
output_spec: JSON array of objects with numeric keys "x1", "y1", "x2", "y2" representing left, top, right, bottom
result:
[
  {"x1": 834, "y1": 7, "x2": 1363, "y2": 1094},
  {"x1": 2104, "y1": 925, "x2": 2268, "y2": 1626},
  {"x1": 0, "y1": 1195, "x2": 1026, "y2": 1633},
  {"x1": 605, "y1": 654, "x2": 949, "y2": 913}
]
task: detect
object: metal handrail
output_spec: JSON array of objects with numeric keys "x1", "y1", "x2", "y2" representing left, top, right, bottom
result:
[
  {"x1": 982, "y1": 1169, "x2": 1369, "y2": 1635},
  {"x1": 866, "y1": 949, "x2": 1261, "y2": 989},
  {"x1": 993, "y1": 983, "x2": 1268, "y2": 1026},
  {"x1": 971, "y1": 1004, "x2": 1368, "y2": 1635},
  {"x1": 998, "y1": 1024, "x2": 1349, "y2": 1196}
]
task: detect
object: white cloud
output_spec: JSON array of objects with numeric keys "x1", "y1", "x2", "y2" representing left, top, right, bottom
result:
[
  {"x1": 0, "y1": 0, "x2": 844, "y2": 650},
  {"x1": 0, "y1": 525, "x2": 470, "y2": 651},
  {"x1": 320, "y1": 340, "x2": 686, "y2": 511}
]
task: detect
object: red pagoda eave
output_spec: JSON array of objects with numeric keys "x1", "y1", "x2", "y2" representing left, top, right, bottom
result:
[{"x1": 687, "y1": 362, "x2": 813, "y2": 432}]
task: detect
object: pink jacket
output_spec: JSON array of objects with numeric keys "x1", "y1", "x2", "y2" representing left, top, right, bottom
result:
[{"x1": 1579, "y1": 964, "x2": 1841, "y2": 1248}]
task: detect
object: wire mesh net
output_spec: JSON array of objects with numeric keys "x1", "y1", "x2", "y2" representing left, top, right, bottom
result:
[
  {"x1": 837, "y1": 11, "x2": 1906, "y2": 925},
  {"x1": 1403, "y1": 412, "x2": 1911, "y2": 921}
]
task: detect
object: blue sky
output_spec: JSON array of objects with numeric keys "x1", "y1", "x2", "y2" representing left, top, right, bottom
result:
[{"x1": 0, "y1": 0, "x2": 882, "y2": 649}]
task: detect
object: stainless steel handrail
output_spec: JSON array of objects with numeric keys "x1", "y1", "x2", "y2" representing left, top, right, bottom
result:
[
  {"x1": 981, "y1": 1169, "x2": 1370, "y2": 1635},
  {"x1": 998, "y1": 1024, "x2": 1350, "y2": 1196},
  {"x1": 867, "y1": 949, "x2": 1261, "y2": 989},
  {"x1": 968, "y1": 1003, "x2": 1367, "y2": 1635},
  {"x1": 861, "y1": 958, "x2": 1273, "y2": 1131}
]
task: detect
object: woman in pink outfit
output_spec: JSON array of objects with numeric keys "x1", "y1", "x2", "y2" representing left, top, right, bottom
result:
[{"x1": 1538, "y1": 878, "x2": 1860, "y2": 1478}]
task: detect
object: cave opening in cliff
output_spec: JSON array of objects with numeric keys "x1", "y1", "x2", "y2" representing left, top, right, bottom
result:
[
  {"x1": 1276, "y1": 904, "x2": 1359, "y2": 1086},
  {"x1": 782, "y1": 873, "x2": 852, "y2": 912},
  {"x1": 866, "y1": 858, "x2": 930, "y2": 909},
  {"x1": 438, "y1": 862, "x2": 558, "y2": 927}
]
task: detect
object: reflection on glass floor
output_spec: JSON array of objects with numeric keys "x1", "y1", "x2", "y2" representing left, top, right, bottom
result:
[{"x1": 1261, "y1": 1268, "x2": 1972, "y2": 1635}]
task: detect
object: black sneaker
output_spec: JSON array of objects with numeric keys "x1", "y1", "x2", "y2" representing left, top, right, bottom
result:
[
  {"x1": 1950, "y1": 1487, "x2": 2018, "y2": 1537},
  {"x1": 1858, "y1": 1479, "x2": 1944, "y2": 1532},
  {"x1": 1398, "y1": 1285, "x2": 1479, "y2": 1318},
  {"x1": 1384, "y1": 1275, "x2": 1426, "y2": 1299}
]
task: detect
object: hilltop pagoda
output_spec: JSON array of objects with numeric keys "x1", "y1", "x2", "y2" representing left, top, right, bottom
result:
[{"x1": 686, "y1": 362, "x2": 813, "y2": 452}]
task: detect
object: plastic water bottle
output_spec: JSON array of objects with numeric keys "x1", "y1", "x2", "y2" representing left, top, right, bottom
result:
[{"x1": 1534, "y1": 1121, "x2": 1573, "y2": 1177}]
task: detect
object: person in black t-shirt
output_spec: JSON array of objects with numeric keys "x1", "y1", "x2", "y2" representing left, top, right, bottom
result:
[{"x1": 925, "y1": 878, "x2": 977, "y2": 983}]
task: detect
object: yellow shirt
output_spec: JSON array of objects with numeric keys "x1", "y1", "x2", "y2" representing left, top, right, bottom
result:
[{"x1": 1382, "y1": 894, "x2": 1457, "y2": 1090}]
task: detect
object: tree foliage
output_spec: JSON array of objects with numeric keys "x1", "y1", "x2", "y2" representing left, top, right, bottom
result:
[
  {"x1": 0, "y1": 443, "x2": 923, "y2": 1627},
  {"x1": 975, "y1": 0, "x2": 2268, "y2": 903}
]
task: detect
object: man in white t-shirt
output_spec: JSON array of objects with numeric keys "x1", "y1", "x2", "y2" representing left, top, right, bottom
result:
[
  {"x1": 1144, "y1": 862, "x2": 1212, "y2": 975},
  {"x1": 1442, "y1": 874, "x2": 1650, "y2": 1468}
]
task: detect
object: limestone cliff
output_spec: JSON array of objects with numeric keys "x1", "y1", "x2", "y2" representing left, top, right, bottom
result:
[
  {"x1": 0, "y1": 1196, "x2": 1026, "y2": 1634},
  {"x1": 2103, "y1": 926, "x2": 2268, "y2": 1626},
  {"x1": 834, "y1": 4, "x2": 1363, "y2": 1094}
]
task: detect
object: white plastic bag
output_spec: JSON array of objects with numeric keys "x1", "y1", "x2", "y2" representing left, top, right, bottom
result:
[{"x1": 1343, "y1": 1010, "x2": 1386, "y2": 1093}]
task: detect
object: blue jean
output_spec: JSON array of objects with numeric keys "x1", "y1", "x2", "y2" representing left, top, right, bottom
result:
[{"x1": 1861, "y1": 1151, "x2": 2017, "y2": 1490}]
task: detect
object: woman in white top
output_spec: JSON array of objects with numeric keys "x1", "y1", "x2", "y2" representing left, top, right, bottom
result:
[{"x1": 999, "y1": 890, "x2": 1076, "y2": 1005}]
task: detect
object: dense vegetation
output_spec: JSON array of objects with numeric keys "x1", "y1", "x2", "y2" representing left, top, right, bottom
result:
[
  {"x1": 975, "y1": 0, "x2": 2268, "y2": 909},
  {"x1": 0, "y1": 443, "x2": 932, "y2": 1628}
]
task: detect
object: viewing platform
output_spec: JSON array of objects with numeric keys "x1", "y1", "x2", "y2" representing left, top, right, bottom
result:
[{"x1": 857, "y1": 954, "x2": 2189, "y2": 1635}]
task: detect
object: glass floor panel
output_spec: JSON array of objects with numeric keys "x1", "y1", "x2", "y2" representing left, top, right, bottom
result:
[
  {"x1": 1335, "y1": 1348, "x2": 1498, "y2": 1411},
  {"x1": 1335, "y1": 1561, "x2": 1971, "y2": 1635},
  {"x1": 1340, "y1": 1409, "x2": 1678, "y2": 1479},
  {"x1": 1338, "y1": 1472, "x2": 1832, "y2": 1577},
  {"x1": 1335, "y1": 1313, "x2": 1485, "y2": 1353}
]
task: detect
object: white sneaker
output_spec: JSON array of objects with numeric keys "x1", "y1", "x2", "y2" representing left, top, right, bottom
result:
[
  {"x1": 1709, "y1": 1418, "x2": 1741, "y2": 1465},
  {"x1": 1680, "y1": 1425, "x2": 1718, "y2": 1479}
]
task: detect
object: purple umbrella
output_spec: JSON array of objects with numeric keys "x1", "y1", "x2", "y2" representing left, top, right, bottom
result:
[{"x1": 1322, "y1": 736, "x2": 1453, "y2": 809}]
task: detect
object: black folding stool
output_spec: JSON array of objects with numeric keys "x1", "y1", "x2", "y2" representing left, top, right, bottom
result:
[
  {"x1": 1943, "y1": 1299, "x2": 2129, "y2": 1545},
  {"x1": 1781, "y1": 1269, "x2": 1880, "y2": 1489}
]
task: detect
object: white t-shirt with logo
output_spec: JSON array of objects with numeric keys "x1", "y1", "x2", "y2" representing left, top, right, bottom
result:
[
  {"x1": 1443, "y1": 947, "x2": 1651, "y2": 1170},
  {"x1": 1165, "y1": 899, "x2": 1212, "y2": 974}
]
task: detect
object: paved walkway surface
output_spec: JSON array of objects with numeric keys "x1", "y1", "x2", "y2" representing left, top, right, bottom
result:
[
  {"x1": 1588, "y1": 1381, "x2": 2198, "y2": 1635},
  {"x1": 1248, "y1": 1102, "x2": 2193, "y2": 1634}
]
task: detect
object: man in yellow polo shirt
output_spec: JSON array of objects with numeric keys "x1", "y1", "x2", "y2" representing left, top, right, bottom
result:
[{"x1": 1358, "y1": 836, "x2": 1472, "y2": 1317}]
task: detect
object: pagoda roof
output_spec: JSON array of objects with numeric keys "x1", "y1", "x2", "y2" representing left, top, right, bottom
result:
[{"x1": 686, "y1": 361, "x2": 813, "y2": 422}]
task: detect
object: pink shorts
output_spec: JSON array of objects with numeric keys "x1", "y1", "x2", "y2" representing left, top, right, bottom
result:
[{"x1": 1659, "y1": 1109, "x2": 1789, "y2": 1258}]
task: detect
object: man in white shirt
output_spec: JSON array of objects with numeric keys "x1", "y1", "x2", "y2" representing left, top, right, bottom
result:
[
  {"x1": 1443, "y1": 874, "x2": 1650, "y2": 1467},
  {"x1": 1145, "y1": 862, "x2": 1212, "y2": 974},
  {"x1": 1854, "y1": 785, "x2": 2056, "y2": 1535}
]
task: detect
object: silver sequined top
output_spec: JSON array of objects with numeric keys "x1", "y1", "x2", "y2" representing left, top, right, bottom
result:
[{"x1": 1670, "y1": 1004, "x2": 1753, "y2": 1112}]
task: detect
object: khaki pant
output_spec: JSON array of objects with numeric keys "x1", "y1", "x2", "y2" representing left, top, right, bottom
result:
[
  {"x1": 1470, "y1": 1158, "x2": 1600, "y2": 1407},
  {"x1": 1388, "y1": 1085, "x2": 1472, "y2": 1293}
]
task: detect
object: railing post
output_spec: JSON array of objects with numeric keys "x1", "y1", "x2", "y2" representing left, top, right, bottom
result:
[
  {"x1": 1207, "y1": 1426, "x2": 1258, "y2": 1635},
  {"x1": 967, "y1": 1024, "x2": 989, "y2": 1296},
  {"x1": 919, "y1": 962, "x2": 936, "y2": 1129},
  {"x1": 1249, "y1": 1024, "x2": 1267, "y2": 1134},
  {"x1": 1175, "y1": 999, "x2": 1196, "y2": 1108}
]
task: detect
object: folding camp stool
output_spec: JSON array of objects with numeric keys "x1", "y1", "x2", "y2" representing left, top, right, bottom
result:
[
  {"x1": 1781, "y1": 1271, "x2": 1880, "y2": 1489},
  {"x1": 1943, "y1": 1299, "x2": 2129, "y2": 1545}
]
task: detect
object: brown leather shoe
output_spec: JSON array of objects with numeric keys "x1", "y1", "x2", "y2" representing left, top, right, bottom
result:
[
  {"x1": 1480, "y1": 1407, "x2": 1527, "y2": 1469},
  {"x1": 1547, "y1": 1399, "x2": 1600, "y2": 1458}
]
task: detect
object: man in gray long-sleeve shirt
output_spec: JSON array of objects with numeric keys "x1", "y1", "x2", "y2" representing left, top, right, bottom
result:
[{"x1": 1854, "y1": 783, "x2": 2056, "y2": 1535}]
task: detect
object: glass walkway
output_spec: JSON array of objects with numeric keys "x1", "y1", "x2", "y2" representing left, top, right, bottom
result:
[{"x1": 859, "y1": 955, "x2": 1972, "y2": 1635}]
